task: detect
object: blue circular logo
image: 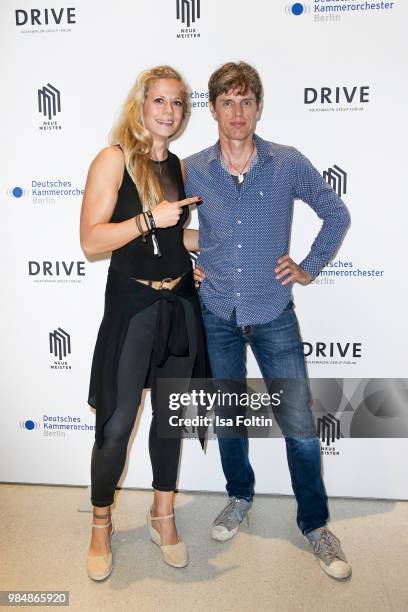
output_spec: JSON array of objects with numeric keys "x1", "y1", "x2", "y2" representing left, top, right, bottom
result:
[
  {"x1": 291, "y1": 3, "x2": 304, "y2": 15},
  {"x1": 25, "y1": 420, "x2": 35, "y2": 430},
  {"x1": 12, "y1": 186, "x2": 24, "y2": 198}
]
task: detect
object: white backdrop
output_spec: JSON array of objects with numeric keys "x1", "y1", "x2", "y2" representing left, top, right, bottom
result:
[{"x1": 1, "y1": 0, "x2": 407, "y2": 500}]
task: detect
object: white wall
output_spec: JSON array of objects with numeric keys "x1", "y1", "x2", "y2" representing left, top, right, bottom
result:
[{"x1": 1, "y1": 0, "x2": 407, "y2": 499}]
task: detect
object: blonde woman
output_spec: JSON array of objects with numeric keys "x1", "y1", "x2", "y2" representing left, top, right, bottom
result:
[{"x1": 80, "y1": 66, "x2": 207, "y2": 580}]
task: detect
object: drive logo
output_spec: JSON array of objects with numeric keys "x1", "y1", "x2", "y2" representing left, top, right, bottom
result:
[
  {"x1": 303, "y1": 341, "x2": 362, "y2": 360},
  {"x1": 19, "y1": 419, "x2": 41, "y2": 431},
  {"x1": 323, "y1": 165, "x2": 347, "y2": 197},
  {"x1": 304, "y1": 85, "x2": 370, "y2": 113},
  {"x1": 303, "y1": 341, "x2": 362, "y2": 366},
  {"x1": 15, "y1": 7, "x2": 77, "y2": 33},
  {"x1": 28, "y1": 260, "x2": 86, "y2": 283},
  {"x1": 175, "y1": 0, "x2": 201, "y2": 38},
  {"x1": 29, "y1": 260, "x2": 85, "y2": 276},
  {"x1": 38, "y1": 84, "x2": 61, "y2": 121},
  {"x1": 317, "y1": 413, "x2": 342, "y2": 447},
  {"x1": 49, "y1": 328, "x2": 71, "y2": 361}
]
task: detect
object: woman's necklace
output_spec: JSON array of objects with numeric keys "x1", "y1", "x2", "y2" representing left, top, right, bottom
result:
[
  {"x1": 156, "y1": 159, "x2": 162, "y2": 177},
  {"x1": 150, "y1": 153, "x2": 168, "y2": 177},
  {"x1": 220, "y1": 140, "x2": 255, "y2": 184}
]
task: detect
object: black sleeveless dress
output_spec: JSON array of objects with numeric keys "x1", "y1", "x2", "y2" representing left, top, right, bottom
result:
[
  {"x1": 110, "y1": 152, "x2": 191, "y2": 279},
  {"x1": 87, "y1": 151, "x2": 210, "y2": 449}
]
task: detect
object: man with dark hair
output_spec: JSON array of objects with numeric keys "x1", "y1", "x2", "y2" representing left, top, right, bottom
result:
[{"x1": 183, "y1": 62, "x2": 352, "y2": 580}]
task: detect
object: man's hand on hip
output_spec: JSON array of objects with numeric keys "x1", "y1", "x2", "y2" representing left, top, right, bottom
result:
[{"x1": 275, "y1": 255, "x2": 311, "y2": 286}]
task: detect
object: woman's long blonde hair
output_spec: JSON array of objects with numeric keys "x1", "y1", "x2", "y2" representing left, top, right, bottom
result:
[{"x1": 111, "y1": 66, "x2": 190, "y2": 211}]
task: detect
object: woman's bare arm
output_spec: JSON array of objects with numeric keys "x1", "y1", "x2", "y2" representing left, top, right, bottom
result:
[
  {"x1": 79, "y1": 146, "x2": 144, "y2": 257},
  {"x1": 80, "y1": 149, "x2": 201, "y2": 257}
]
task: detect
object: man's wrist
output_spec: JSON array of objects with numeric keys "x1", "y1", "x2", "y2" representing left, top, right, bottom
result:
[
  {"x1": 303, "y1": 269, "x2": 312, "y2": 284},
  {"x1": 300, "y1": 249, "x2": 327, "y2": 278},
  {"x1": 299, "y1": 261, "x2": 317, "y2": 283}
]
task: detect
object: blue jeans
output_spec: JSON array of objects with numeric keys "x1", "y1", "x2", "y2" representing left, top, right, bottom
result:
[{"x1": 200, "y1": 299, "x2": 329, "y2": 534}]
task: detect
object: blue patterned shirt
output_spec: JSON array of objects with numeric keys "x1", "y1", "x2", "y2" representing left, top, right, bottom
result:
[{"x1": 184, "y1": 134, "x2": 350, "y2": 326}]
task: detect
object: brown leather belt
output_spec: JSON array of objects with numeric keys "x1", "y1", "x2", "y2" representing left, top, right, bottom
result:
[{"x1": 134, "y1": 276, "x2": 182, "y2": 291}]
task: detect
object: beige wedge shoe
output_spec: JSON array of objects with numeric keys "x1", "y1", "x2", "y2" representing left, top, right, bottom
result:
[
  {"x1": 146, "y1": 507, "x2": 188, "y2": 568},
  {"x1": 86, "y1": 511, "x2": 115, "y2": 581}
]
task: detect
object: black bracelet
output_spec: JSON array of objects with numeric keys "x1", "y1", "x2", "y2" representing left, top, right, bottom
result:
[
  {"x1": 143, "y1": 212, "x2": 151, "y2": 231},
  {"x1": 145, "y1": 209, "x2": 156, "y2": 231},
  {"x1": 135, "y1": 214, "x2": 148, "y2": 242},
  {"x1": 145, "y1": 209, "x2": 161, "y2": 257}
]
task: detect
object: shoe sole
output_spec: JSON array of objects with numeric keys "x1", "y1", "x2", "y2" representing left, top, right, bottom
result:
[
  {"x1": 211, "y1": 526, "x2": 239, "y2": 542},
  {"x1": 87, "y1": 560, "x2": 114, "y2": 582},
  {"x1": 304, "y1": 533, "x2": 351, "y2": 581},
  {"x1": 149, "y1": 537, "x2": 189, "y2": 568},
  {"x1": 211, "y1": 508, "x2": 251, "y2": 542},
  {"x1": 318, "y1": 559, "x2": 352, "y2": 581}
]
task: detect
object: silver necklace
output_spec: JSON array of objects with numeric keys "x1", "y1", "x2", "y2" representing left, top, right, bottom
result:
[{"x1": 221, "y1": 141, "x2": 255, "y2": 183}]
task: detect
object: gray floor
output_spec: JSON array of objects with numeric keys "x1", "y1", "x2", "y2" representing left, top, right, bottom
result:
[{"x1": 1, "y1": 484, "x2": 407, "y2": 612}]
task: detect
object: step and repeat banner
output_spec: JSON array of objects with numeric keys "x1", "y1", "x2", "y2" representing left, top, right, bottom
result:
[{"x1": 1, "y1": 0, "x2": 407, "y2": 499}]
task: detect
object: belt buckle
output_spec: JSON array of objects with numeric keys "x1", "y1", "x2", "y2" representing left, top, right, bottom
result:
[{"x1": 158, "y1": 277, "x2": 173, "y2": 290}]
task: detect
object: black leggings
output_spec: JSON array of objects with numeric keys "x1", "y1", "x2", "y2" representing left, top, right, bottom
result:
[{"x1": 91, "y1": 299, "x2": 197, "y2": 507}]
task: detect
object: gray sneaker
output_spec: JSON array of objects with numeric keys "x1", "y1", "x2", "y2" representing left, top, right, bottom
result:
[
  {"x1": 306, "y1": 527, "x2": 352, "y2": 580},
  {"x1": 211, "y1": 497, "x2": 252, "y2": 542}
]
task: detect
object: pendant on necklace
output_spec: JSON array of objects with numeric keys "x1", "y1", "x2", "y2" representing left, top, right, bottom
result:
[{"x1": 238, "y1": 174, "x2": 244, "y2": 184}]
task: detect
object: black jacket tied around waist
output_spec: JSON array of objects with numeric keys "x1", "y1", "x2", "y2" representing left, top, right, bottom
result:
[{"x1": 88, "y1": 265, "x2": 210, "y2": 450}]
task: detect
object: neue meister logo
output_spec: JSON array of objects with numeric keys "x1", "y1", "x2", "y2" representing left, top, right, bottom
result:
[
  {"x1": 176, "y1": 0, "x2": 200, "y2": 28},
  {"x1": 317, "y1": 413, "x2": 341, "y2": 446},
  {"x1": 49, "y1": 328, "x2": 71, "y2": 361},
  {"x1": 38, "y1": 83, "x2": 61, "y2": 121},
  {"x1": 323, "y1": 164, "x2": 347, "y2": 197}
]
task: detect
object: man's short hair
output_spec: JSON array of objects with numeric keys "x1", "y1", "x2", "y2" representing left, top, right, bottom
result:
[{"x1": 208, "y1": 62, "x2": 263, "y2": 107}]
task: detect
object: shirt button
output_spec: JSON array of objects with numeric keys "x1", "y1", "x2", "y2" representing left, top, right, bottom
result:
[
  {"x1": 237, "y1": 244, "x2": 242, "y2": 248},
  {"x1": 237, "y1": 268, "x2": 242, "y2": 272},
  {"x1": 236, "y1": 292, "x2": 241, "y2": 297},
  {"x1": 237, "y1": 219, "x2": 241, "y2": 224}
]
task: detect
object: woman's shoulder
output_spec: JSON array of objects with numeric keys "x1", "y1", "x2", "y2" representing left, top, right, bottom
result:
[
  {"x1": 93, "y1": 145, "x2": 124, "y2": 166},
  {"x1": 90, "y1": 145, "x2": 124, "y2": 173},
  {"x1": 88, "y1": 146, "x2": 125, "y2": 189}
]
